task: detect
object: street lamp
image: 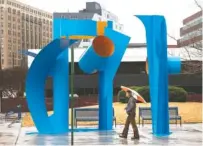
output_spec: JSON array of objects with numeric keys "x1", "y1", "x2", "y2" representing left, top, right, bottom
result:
[
  {"x1": 0, "y1": 25, "x2": 2, "y2": 112},
  {"x1": 70, "y1": 45, "x2": 74, "y2": 145}
]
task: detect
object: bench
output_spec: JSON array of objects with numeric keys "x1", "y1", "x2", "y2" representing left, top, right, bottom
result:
[
  {"x1": 139, "y1": 107, "x2": 182, "y2": 126},
  {"x1": 74, "y1": 107, "x2": 116, "y2": 128}
]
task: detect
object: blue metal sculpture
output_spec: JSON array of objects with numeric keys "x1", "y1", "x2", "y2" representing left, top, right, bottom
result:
[
  {"x1": 136, "y1": 15, "x2": 181, "y2": 136},
  {"x1": 25, "y1": 16, "x2": 181, "y2": 136}
]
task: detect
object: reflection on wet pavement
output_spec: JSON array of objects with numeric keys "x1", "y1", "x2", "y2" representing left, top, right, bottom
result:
[{"x1": 15, "y1": 124, "x2": 202, "y2": 145}]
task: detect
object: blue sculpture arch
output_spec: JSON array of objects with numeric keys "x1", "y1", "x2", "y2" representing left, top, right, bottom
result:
[{"x1": 26, "y1": 39, "x2": 78, "y2": 134}]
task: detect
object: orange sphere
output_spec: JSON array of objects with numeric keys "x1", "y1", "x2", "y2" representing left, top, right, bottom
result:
[{"x1": 92, "y1": 36, "x2": 114, "y2": 57}]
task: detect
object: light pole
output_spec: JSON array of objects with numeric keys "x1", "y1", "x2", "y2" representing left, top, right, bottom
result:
[
  {"x1": 70, "y1": 45, "x2": 74, "y2": 145},
  {"x1": 0, "y1": 25, "x2": 2, "y2": 112}
]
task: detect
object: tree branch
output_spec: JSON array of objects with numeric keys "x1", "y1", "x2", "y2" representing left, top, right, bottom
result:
[{"x1": 194, "y1": 0, "x2": 203, "y2": 10}]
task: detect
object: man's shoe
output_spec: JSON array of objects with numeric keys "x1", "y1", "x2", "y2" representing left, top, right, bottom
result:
[
  {"x1": 119, "y1": 134, "x2": 127, "y2": 139},
  {"x1": 131, "y1": 136, "x2": 139, "y2": 140}
]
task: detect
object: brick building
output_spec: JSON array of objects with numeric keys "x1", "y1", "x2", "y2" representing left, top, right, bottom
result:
[
  {"x1": 178, "y1": 10, "x2": 202, "y2": 47},
  {"x1": 0, "y1": 0, "x2": 52, "y2": 69}
]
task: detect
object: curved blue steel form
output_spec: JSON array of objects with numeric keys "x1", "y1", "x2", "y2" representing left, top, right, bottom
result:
[
  {"x1": 136, "y1": 15, "x2": 181, "y2": 136},
  {"x1": 26, "y1": 39, "x2": 77, "y2": 134},
  {"x1": 20, "y1": 50, "x2": 37, "y2": 58}
]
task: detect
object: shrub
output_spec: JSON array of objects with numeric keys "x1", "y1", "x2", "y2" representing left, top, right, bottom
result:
[
  {"x1": 117, "y1": 90, "x2": 128, "y2": 103},
  {"x1": 117, "y1": 86, "x2": 187, "y2": 103},
  {"x1": 136, "y1": 86, "x2": 150, "y2": 102},
  {"x1": 169, "y1": 86, "x2": 187, "y2": 102}
]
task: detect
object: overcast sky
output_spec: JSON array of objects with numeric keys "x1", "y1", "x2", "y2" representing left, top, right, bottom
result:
[{"x1": 19, "y1": 0, "x2": 202, "y2": 44}]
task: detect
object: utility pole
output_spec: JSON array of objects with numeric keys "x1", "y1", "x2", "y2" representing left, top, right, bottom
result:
[
  {"x1": 70, "y1": 45, "x2": 75, "y2": 145},
  {"x1": 12, "y1": 52, "x2": 14, "y2": 68},
  {"x1": 0, "y1": 25, "x2": 2, "y2": 112}
]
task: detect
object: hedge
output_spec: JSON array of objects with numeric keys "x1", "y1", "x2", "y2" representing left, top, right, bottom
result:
[{"x1": 117, "y1": 86, "x2": 187, "y2": 103}]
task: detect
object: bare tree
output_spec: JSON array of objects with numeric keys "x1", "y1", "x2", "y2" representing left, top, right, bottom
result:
[
  {"x1": 0, "y1": 67, "x2": 27, "y2": 99},
  {"x1": 168, "y1": 33, "x2": 202, "y2": 74},
  {"x1": 194, "y1": 0, "x2": 203, "y2": 10},
  {"x1": 168, "y1": 0, "x2": 202, "y2": 74}
]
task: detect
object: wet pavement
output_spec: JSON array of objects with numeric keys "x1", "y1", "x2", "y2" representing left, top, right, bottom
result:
[
  {"x1": 15, "y1": 124, "x2": 202, "y2": 146},
  {"x1": 0, "y1": 122, "x2": 21, "y2": 145}
]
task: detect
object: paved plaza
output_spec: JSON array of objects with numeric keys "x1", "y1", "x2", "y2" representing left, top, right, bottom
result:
[
  {"x1": 0, "y1": 121, "x2": 202, "y2": 145},
  {"x1": 0, "y1": 122, "x2": 21, "y2": 145}
]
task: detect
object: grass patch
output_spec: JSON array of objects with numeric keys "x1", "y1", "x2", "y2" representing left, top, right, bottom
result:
[{"x1": 22, "y1": 102, "x2": 202, "y2": 127}]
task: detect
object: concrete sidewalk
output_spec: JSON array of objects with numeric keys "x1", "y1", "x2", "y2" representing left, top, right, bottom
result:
[
  {"x1": 0, "y1": 122, "x2": 21, "y2": 145},
  {"x1": 16, "y1": 124, "x2": 202, "y2": 145}
]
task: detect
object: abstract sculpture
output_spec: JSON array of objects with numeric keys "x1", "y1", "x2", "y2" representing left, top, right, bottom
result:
[{"x1": 25, "y1": 16, "x2": 181, "y2": 136}]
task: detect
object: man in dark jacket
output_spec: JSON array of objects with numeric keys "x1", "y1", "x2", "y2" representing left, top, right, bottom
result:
[{"x1": 119, "y1": 90, "x2": 140, "y2": 140}]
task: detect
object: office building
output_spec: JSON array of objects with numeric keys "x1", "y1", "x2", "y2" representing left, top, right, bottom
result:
[
  {"x1": 178, "y1": 10, "x2": 202, "y2": 47},
  {"x1": 0, "y1": 0, "x2": 53, "y2": 69}
]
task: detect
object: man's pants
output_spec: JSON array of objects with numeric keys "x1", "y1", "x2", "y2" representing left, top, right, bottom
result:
[{"x1": 122, "y1": 114, "x2": 139, "y2": 137}]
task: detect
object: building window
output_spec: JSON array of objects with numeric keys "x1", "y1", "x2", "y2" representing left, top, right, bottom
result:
[
  {"x1": 26, "y1": 14, "x2": 29, "y2": 21},
  {"x1": 0, "y1": 7, "x2": 4, "y2": 12},
  {"x1": 17, "y1": 10, "x2": 20, "y2": 15},
  {"x1": 12, "y1": 9, "x2": 16, "y2": 14},
  {"x1": 8, "y1": 30, "x2": 11, "y2": 35},
  {"x1": 34, "y1": 17, "x2": 37, "y2": 24},
  {"x1": 22, "y1": 13, "x2": 25, "y2": 19},
  {"x1": 8, "y1": 15, "x2": 11, "y2": 20},
  {"x1": 30, "y1": 16, "x2": 33, "y2": 22},
  {"x1": 8, "y1": 7, "x2": 11, "y2": 13},
  {"x1": 8, "y1": 23, "x2": 11, "y2": 28}
]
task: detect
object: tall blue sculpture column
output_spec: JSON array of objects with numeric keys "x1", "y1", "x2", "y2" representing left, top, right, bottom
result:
[
  {"x1": 136, "y1": 15, "x2": 181, "y2": 136},
  {"x1": 79, "y1": 21, "x2": 130, "y2": 130}
]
